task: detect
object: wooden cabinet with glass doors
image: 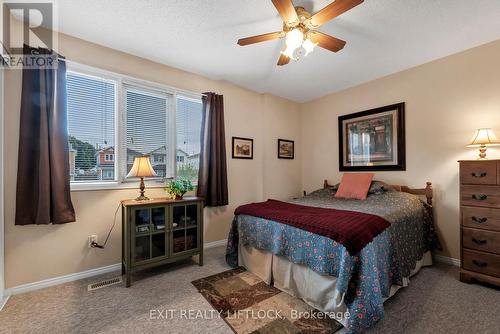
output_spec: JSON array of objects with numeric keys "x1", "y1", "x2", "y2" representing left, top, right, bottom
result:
[{"x1": 121, "y1": 197, "x2": 203, "y2": 287}]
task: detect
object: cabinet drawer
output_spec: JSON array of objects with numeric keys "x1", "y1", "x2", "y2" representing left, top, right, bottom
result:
[
  {"x1": 463, "y1": 249, "x2": 500, "y2": 278},
  {"x1": 460, "y1": 185, "x2": 500, "y2": 208},
  {"x1": 462, "y1": 207, "x2": 500, "y2": 231},
  {"x1": 460, "y1": 161, "x2": 497, "y2": 185},
  {"x1": 463, "y1": 228, "x2": 500, "y2": 254}
]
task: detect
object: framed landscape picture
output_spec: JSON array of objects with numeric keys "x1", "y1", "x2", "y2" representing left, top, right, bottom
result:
[
  {"x1": 278, "y1": 139, "x2": 294, "y2": 159},
  {"x1": 338, "y1": 103, "x2": 405, "y2": 171},
  {"x1": 232, "y1": 137, "x2": 253, "y2": 159}
]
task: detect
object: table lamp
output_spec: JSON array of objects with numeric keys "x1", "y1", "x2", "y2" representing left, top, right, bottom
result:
[
  {"x1": 467, "y1": 128, "x2": 500, "y2": 159},
  {"x1": 126, "y1": 156, "x2": 157, "y2": 200}
]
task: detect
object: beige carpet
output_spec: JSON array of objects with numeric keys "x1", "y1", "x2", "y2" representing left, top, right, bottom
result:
[{"x1": 1, "y1": 247, "x2": 499, "y2": 334}]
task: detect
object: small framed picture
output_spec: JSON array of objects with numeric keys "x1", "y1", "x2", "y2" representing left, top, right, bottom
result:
[
  {"x1": 278, "y1": 139, "x2": 294, "y2": 159},
  {"x1": 232, "y1": 137, "x2": 253, "y2": 159}
]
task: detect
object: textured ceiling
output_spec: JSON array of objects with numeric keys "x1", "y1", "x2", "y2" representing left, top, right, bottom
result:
[{"x1": 54, "y1": 0, "x2": 500, "y2": 102}]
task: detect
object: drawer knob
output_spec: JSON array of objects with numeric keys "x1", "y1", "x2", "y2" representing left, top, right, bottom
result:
[
  {"x1": 471, "y1": 216, "x2": 488, "y2": 224},
  {"x1": 472, "y1": 238, "x2": 487, "y2": 245},
  {"x1": 472, "y1": 260, "x2": 488, "y2": 267},
  {"x1": 471, "y1": 172, "x2": 487, "y2": 178},
  {"x1": 472, "y1": 194, "x2": 488, "y2": 201}
]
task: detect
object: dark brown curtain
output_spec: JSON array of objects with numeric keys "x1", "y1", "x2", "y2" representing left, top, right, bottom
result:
[
  {"x1": 15, "y1": 46, "x2": 75, "y2": 225},
  {"x1": 197, "y1": 92, "x2": 228, "y2": 207}
]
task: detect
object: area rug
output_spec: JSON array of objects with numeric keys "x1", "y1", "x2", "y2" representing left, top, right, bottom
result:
[{"x1": 192, "y1": 267, "x2": 342, "y2": 334}]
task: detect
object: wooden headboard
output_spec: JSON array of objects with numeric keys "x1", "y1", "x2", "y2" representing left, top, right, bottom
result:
[{"x1": 323, "y1": 179, "x2": 433, "y2": 206}]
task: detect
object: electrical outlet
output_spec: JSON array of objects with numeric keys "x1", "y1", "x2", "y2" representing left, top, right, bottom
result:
[{"x1": 88, "y1": 235, "x2": 98, "y2": 248}]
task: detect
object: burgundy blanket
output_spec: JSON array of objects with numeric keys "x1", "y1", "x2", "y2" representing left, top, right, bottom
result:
[{"x1": 234, "y1": 199, "x2": 391, "y2": 254}]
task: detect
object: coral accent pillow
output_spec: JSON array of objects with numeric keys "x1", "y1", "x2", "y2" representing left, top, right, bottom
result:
[{"x1": 334, "y1": 173, "x2": 375, "y2": 200}]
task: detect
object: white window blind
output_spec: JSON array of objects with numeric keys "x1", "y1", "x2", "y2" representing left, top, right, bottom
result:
[
  {"x1": 126, "y1": 87, "x2": 170, "y2": 178},
  {"x1": 176, "y1": 96, "x2": 203, "y2": 181},
  {"x1": 67, "y1": 72, "x2": 116, "y2": 182}
]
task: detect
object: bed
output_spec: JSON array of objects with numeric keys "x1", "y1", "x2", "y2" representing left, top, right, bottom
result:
[{"x1": 225, "y1": 180, "x2": 440, "y2": 333}]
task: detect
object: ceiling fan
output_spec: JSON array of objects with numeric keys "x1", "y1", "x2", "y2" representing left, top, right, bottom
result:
[{"x1": 237, "y1": 0, "x2": 364, "y2": 66}]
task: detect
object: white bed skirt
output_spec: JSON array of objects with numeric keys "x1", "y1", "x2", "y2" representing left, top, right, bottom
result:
[{"x1": 238, "y1": 243, "x2": 432, "y2": 327}]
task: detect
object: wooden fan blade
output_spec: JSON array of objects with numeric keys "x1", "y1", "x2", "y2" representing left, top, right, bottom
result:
[
  {"x1": 271, "y1": 0, "x2": 299, "y2": 26},
  {"x1": 277, "y1": 54, "x2": 290, "y2": 66},
  {"x1": 309, "y1": 31, "x2": 346, "y2": 52},
  {"x1": 309, "y1": 0, "x2": 364, "y2": 28},
  {"x1": 238, "y1": 32, "x2": 282, "y2": 46}
]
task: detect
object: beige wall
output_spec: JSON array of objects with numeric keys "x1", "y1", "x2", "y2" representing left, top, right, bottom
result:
[
  {"x1": 300, "y1": 39, "x2": 500, "y2": 260},
  {"x1": 262, "y1": 95, "x2": 302, "y2": 199},
  {"x1": 3, "y1": 33, "x2": 302, "y2": 288}
]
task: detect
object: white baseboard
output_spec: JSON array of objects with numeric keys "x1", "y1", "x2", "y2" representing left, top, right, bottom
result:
[
  {"x1": 4, "y1": 239, "x2": 228, "y2": 297},
  {"x1": 204, "y1": 239, "x2": 227, "y2": 249},
  {"x1": 0, "y1": 296, "x2": 10, "y2": 311},
  {"x1": 433, "y1": 254, "x2": 460, "y2": 267},
  {"x1": 4, "y1": 263, "x2": 121, "y2": 297}
]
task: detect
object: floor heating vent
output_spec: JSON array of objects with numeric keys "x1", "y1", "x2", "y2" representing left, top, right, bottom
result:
[{"x1": 88, "y1": 276, "x2": 122, "y2": 291}]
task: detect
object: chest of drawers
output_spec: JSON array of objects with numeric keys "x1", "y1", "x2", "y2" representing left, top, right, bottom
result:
[{"x1": 459, "y1": 160, "x2": 500, "y2": 287}]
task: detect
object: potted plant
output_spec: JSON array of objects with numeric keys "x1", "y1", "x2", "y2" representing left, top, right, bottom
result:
[{"x1": 165, "y1": 178, "x2": 194, "y2": 200}]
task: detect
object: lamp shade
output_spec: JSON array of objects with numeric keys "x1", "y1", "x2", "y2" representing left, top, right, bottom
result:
[
  {"x1": 467, "y1": 128, "x2": 500, "y2": 147},
  {"x1": 126, "y1": 156, "x2": 157, "y2": 178}
]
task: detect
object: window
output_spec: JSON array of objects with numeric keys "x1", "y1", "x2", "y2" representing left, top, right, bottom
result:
[
  {"x1": 126, "y1": 87, "x2": 170, "y2": 178},
  {"x1": 154, "y1": 155, "x2": 164, "y2": 163},
  {"x1": 67, "y1": 64, "x2": 204, "y2": 189},
  {"x1": 176, "y1": 97, "x2": 203, "y2": 181},
  {"x1": 103, "y1": 169, "x2": 114, "y2": 179},
  {"x1": 67, "y1": 72, "x2": 115, "y2": 182}
]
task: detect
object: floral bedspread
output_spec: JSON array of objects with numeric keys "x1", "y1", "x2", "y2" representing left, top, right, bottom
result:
[{"x1": 225, "y1": 187, "x2": 440, "y2": 333}]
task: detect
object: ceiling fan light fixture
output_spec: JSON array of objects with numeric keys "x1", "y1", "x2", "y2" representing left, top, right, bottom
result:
[
  {"x1": 281, "y1": 36, "x2": 317, "y2": 60},
  {"x1": 237, "y1": 0, "x2": 365, "y2": 66},
  {"x1": 281, "y1": 28, "x2": 305, "y2": 60},
  {"x1": 281, "y1": 45, "x2": 297, "y2": 60},
  {"x1": 284, "y1": 28, "x2": 304, "y2": 50},
  {"x1": 302, "y1": 38, "x2": 318, "y2": 56}
]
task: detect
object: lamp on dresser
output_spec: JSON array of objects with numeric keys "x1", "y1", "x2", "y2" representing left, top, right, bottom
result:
[
  {"x1": 467, "y1": 128, "x2": 500, "y2": 159},
  {"x1": 126, "y1": 156, "x2": 157, "y2": 201},
  {"x1": 458, "y1": 159, "x2": 500, "y2": 287}
]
